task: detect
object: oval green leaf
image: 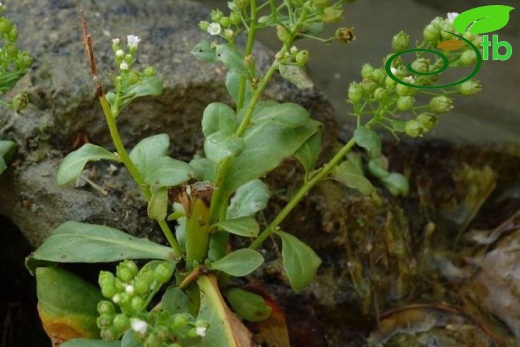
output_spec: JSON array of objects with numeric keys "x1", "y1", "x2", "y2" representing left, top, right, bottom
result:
[
  {"x1": 216, "y1": 44, "x2": 247, "y2": 74},
  {"x1": 294, "y1": 131, "x2": 322, "y2": 174},
  {"x1": 129, "y1": 134, "x2": 170, "y2": 178},
  {"x1": 275, "y1": 230, "x2": 321, "y2": 293},
  {"x1": 0, "y1": 140, "x2": 16, "y2": 174},
  {"x1": 204, "y1": 131, "x2": 244, "y2": 163},
  {"x1": 332, "y1": 160, "x2": 375, "y2": 196},
  {"x1": 227, "y1": 179, "x2": 270, "y2": 219},
  {"x1": 354, "y1": 126, "x2": 381, "y2": 159},
  {"x1": 454, "y1": 5, "x2": 515, "y2": 35},
  {"x1": 57, "y1": 144, "x2": 117, "y2": 186},
  {"x1": 201, "y1": 102, "x2": 238, "y2": 137},
  {"x1": 147, "y1": 187, "x2": 168, "y2": 221},
  {"x1": 191, "y1": 40, "x2": 218, "y2": 62},
  {"x1": 31, "y1": 221, "x2": 175, "y2": 263},
  {"x1": 225, "y1": 287, "x2": 272, "y2": 322},
  {"x1": 252, "y1": 102, "x2": 311, "y2": 128},
  {"x1": 213, "y1": 217, "x2": 259, "y2": 237},
  {"x1": 279, "y1": 64, "x2": 314, "y2": 89},
  {"x1": 145, "y1": 156, "x2": 194, "y2": 189},
  {"x1": 209, "y1": 249, "x2": 264, "y2": 276}
]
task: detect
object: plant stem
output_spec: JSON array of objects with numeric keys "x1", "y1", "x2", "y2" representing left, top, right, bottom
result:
[
  {"x1": 250, "y1": 120, "x2": 377, "y2": 250},
  {"x1": 98, "y1": 94, "x2": 182, "y2": 257}
]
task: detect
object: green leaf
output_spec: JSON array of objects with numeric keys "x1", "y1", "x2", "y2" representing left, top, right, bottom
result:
[
  {"x1": 191, "y1": 40, "x2": 218, "y2": 62},
  {"x1": 121, "y1": 331, "x2": 143, "y2": 347},
  {"x1": 145, "y1": 156, "x2": 194, "y2": 189},
  {"x1": 161, "y1": 286, "x2": 191, "y2": 315},
  {"x1": 222, "y1": 119, "x2": 320, "y2": 193},
  {"x1": 213, "y1": 217, "x2": 259, "y2": 237},
  {"x1": 189, "y1": 157, "x2": 216, "y2": 182},
  {"x1": 61, "y1": 339, "x2": 120, "y2": 347},
  {"x1": 129, "y1": 134, "x2": 169, "y2": 176},
  {"x1": 57, "y1": 144, "x2": 117, "y2": 185},
  {"x1": 225, "y1": 288, "x2": 272, "y2": 322},
  {"x1": 194, "y1": 275, "x2": 253, "y2": 347},
  {"x1": 381, "y1": 172, "x2": 410, "y2": 197},
  {"x1": 226, "y1": 71, "x2": 252, "y2": 105},
  {"x1": 275, "y1": 230, "x2": 321, "y2": 293},
  {"x1": 454, "y1": 5, "x2": 515, "y2": 35},
  {"x1": 216, "y1": 44, "x2": 247, "y2": 74},
  {"x1": 147, "y1": 187, "x2": 168, "y2": 221},
  {"x1": 0, "y1": 140, "x2": 16, "y2": 174},
  {"x1": 252, "y1": 102, "x2": 311, "y2": 128},
  {"x1": 209, "y1": 249, "x2": 264, "y2": 276},
  {"x1": 332, "y1": 160, "x2": 375, "y2": 195},
  {"x1": 36, "y1": 267, "x2": 103, "y2": 341},
  {"x1": 122, "y1": 75, "x2": 162, "y2": 101},
  {"x1": 204, "y1": 131, "x2": 244, "y2": 163},
  {"x1": 294, "y1": 131, "x2": 322, "y2": 174},
  {"x1": 201, "y1": 102, "x2": 238, "y2": 137},
  {"x1": 354, "y1": 126, "x2": 381, "y2": 159},
  {"x1": 31, "y1": 221, "x2": 175, "y2": 263},
  {"x1": 368, "y1": 158, "x2": 390, "y2": 179},
  {"x1": 227, "y1": 179, "x2": 270, "y2": 219},
  {"x1": 279, "y1": 64, "x2": 313, "y2": 89}
]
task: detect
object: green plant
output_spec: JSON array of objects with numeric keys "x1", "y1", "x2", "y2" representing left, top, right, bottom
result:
[
  {"x1": 0, "y1": 3, "x2": 32, "y2": 175},
  {"x1": 27, "y1": 2, "x2": 483, "y2": 346}
]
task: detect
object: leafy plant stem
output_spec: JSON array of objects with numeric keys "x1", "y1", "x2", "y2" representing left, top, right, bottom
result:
[
  {"x1": 250, "y1": 119, "x2": 377, "y2": 250},
  {"x1": 98, "y1": 94, "x2": 182, "y2": 257}
]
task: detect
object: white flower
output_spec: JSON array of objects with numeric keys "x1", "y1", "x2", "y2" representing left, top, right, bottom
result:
[
  {"x1": 127, "y1": 35, "x2": 141, "y2": 47},
  {"x1": 120, "y1": 62, "x2": 129, "y2": 70},
  {"x1": 404, "y1": 76, "x2": 416, "y2": 83},
  {"x1": 131, "y1": 318, "x2": 148, "y2": 334},
  {"x1": 125, "y1": 284, "x2": 134, "y2": 294},
  {"x1": 195, "y1": 326, "x2": 207, "y2": 337},
  {"x1": 390, "y1": 66, "x2": 398, "y2": 75},
  {"x1": 447, "y1": 12, "x2": 459, "y2": 24},
  {"x1": 115, "y1": 49, "x2": 125, "y2": 58},
  {"x1": 112, "y1": 38, "x2": 120, "y2": 45},
  {"x1": 207, "y1": 22, "x2": 222, "y2": 36}
]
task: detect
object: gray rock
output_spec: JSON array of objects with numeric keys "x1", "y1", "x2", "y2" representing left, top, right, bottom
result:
[{"x1": 0, "y1": 0, "x2": 337, "y2": 246}]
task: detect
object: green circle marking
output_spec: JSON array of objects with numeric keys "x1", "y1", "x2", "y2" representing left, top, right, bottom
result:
[{"x1": 384, "y1": 31, "x2": 482, "y2": 89}]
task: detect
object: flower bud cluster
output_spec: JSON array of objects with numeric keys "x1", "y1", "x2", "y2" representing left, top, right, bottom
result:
[
  {"x1": 199, "y1": 1, "x2": 245, "y2": 42},
  {"x1": 0, "y1": 4, "x2": 33, "y2": 111},
  {"x1": 97, "y1": 260, "x2": 208, "y2": 346}
]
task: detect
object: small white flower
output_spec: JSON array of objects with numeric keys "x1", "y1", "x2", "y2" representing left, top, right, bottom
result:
[
  {"x1": 131, "y1": 318, "x2": 148, "y2": 334},
  {"x1": 195, "y1": 326, "x2": 207, "y2": 337},
  {"x1": 404, "y1": 76, "x2": 416, "y2": 83},
  {"x1": 112, "y1": 294, "x2": 121, "y2": 303},
  {"x1": 112, "y1": 38, "x2": 120, "y2": 45},
  {"x1": 390, "y1": 66, "x2": 398, "y2": 75},
  {"x1": 120, "y1": 62, "x2": 129, "y2": 70},
  {"x1": 127, "y1": 35, "x2": 141, "y2": 47},
  {"x1": 125, "y1": 284, "x2": 135, "y2": 294},
  {"x1": 207, "y1": 22, "x2": 222, "y2": 36},
  {"x1": 115, "y1": 49, "x2": 125, "y2": 58},
  {"x1": 447, "y1": 12, "x2": 459, "y2": 24}
]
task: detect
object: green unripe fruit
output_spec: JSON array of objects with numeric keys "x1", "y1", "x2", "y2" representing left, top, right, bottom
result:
[
  {"x1": 395, "y1": 83, "x2": 416, "y2": 96},
  {"x1": 440, "y1": 21, "x2": 455, "y2": 40},
  {"x1": 145, "y1": 333, "x2": 162, "y2": 347},
  {"x1": 320, "y1": 6, "x2": 343, "y2": 23},
  {"x1": 404, "y1": 120, "x2": 423, "y2": 138},
  {"x1": 312, "y1": 0, "x2": 329, "y2": 9},
  {"x1": 423, "y1": 23, "x2": 440, "y2": 43},
  {"x1": 97, "y1": 300, "x2": 115, "y2": 315},
  {"x1": 396, "y1": 96, "x2": 415, "y2": 111},
  {"x1": 210, "y1": 9, "x2": 223, "y2": 21},
  {"x1": 154, "y1": 262, "x2": 174, "y2": 283},
  {"x1": 100, "y1": 327, "x2": 119, "y2": 341},
  {"x1": 410, "y1": 58, "x2": 429, "y2": 73},
  {"x1": 233, "y1": 0, "x2": 250, "y2": 10},
  {"x1": 15, "y1": 52, "x2": 33, "y2": 70},
  {"x1": 392, "y1": 31, "x2": 410, "y2": 52},
  {"x1": 347, "y1": 82, "x2": 363, "y2": 103},
  {"x1": 416, "y1": 113, "x2": 437, "y2": 130},
  {"x1": 360, "y1": 63, "x2": 374, "y2": 79},
  {"x1": 361, "y1": 79, "x2": 377, "y2": 94},
  {"x1": 457, "y1": 80, "x2": 481, "y2": 96},
  {"x1": 97, "y1": 313, "x2": 114, "y2": 328},
  {"x1": 7, "y1": 26, "x2": 17, "y2": 42},
  {"x1": 295, "y1": 50, "x2": 309, "y2": 65},
  {"x1": 144, "y1": 66, "x2": 156, "y2": 76},
  {"x1": 218, "y1": 16, "x2": 231, "y2": 28},
  {"x1": 373, "y1": 87, "x2": 386, "y2": 101},
  {"x1": 117, "y1": 267, "x2": 134, "y2": 284},
  {"x1": 371, "y1": 68, "x2": 386, "y2": 85},
  {"x1": 229, "y1": 12, "x2": 241, "y2": 25},
  {"x1": 0, "y1": 17, "x2": 12, "y2": 34},
  {"x1": 99, "y1": 271, "x2": 117, "y2": 298},
  {"x1": 429, "y1": 95, "x2": 453, "y2": 113},
  {"x1": 131, "y1": 296, "x2": 145, "y2": 311},
  {"x1": 459, "y1": 49, "x2": 477, "y2": 66},
  {"x1": 171, "y1": 313, "x2": 190, "y2": 330},
  {"x1": 199, "y1": 21, "x2": 209, "y2": 31},
  {"x1": 113, "y1": 314, "x2": 130, "y2": 332},
  {"x1": 276, "y1": 25, "x2": 290, "y2": 43}
]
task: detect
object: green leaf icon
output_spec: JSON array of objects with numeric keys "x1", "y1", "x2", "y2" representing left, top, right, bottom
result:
[{"x1": 453, "y1": 5, "x2": 515, "y2": 35}]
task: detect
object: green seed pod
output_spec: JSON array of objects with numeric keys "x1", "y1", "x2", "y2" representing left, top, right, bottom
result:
[
  {"x1": 135, "y1": 267, "x2": 155, "y2": 294},
  {"x1": 131, "y1": 296, "x2": 145, "y2": 311},
  {"x1": 229, "y1": 12, "x2": 241, "y2": 25},
  {"x1": 335, "y1": 27, "x2": 355, "y2": 44},
  {"x1": 4, "y1": 43, "x2": 18, "y2": 59},
  {"x1": 154, "y1": 262, "x2": 174, "y2": 284},
  {"x1": 7, "y1": 25, "x2": 17, "y2": 42},
  {"x1": 117, "y1": 267, "x2": 134, "y2": 284},
  {"x1": 199, "y1": 21, "x2": 210, "y2": 31},
  {"x1": 218, "y1": 16, "x2": 231, "y2": 28},
  {"x1": 429, "y1": 95, "x2": 453, "y2": 113},
  {"x1": 423, "y1": 23, "x2": 440, "y2": 44},
  {"x1": 360, "y1": 63, "x2": 374, "y2": 79},
  {"x1": 276, "y1": 25, "x2": 291, "y2": 43},
  {"x1": 459, "y1": 49, "x2": 477, "y2": 66},
  {"x1": 97, "y1": 300, "x2": 116, "y2": 315},
  {"x1": 10, "y1": 93, "x2": 29, "y2": 112},
  {"x1": 440, "y1": 20, "x2": 455, "y2": 40},
  {"x1": 416, "y1": 112, "x2": 437, "y2": 130},
  {"x1": 347, "y1": 82, "x2": 363, "y2": 103},
  {"x1": 295, "y1": 50, "x2": 309, "y2": 66},
  {"x1": 395, "y1": 83, "x2": 416, "y2": 96},
  {"x1": 320, "y1": 6, "x2": 343, "y2": 23},
  {"x1": 97, "y1": 313, "x2": 114, "y2": 329},
  {"x1": 312, "y1": 0, "x2": 329, "y2": 9},
  {"x1": 392, "y1": 31, "x2": 410, "y2": 52},
  {"x1": 371, "y1": 68, "x2": 386, "y2": 85},
  {"x1": 15, "y1": 52, "x2": 33, "y2": 70},
  {"x1": 171, "y1": 313, "x2": 190, "y2": 330},
  {"x1": 373, "y1": 87, "x2": 386, "y2": 101},
  {"x1": 457, "y1": 79, "x2": 481, "y2": 96},
  {"x1": 361, "y1": 79, "x2": 377, "y2": 94},
  {"x1": 100, "y1": 327, "x2": 119, "y2": 341},
  {"x1": 233, "y1": 0, "x2": 250, "y2": 10},
  {"x1": 410, "y1": 58, "x2": 429, "y2": 73},
  {"x1": 396, "y1": 95, "x2": 415, "y2": 111},
  {"x1": 145, "y1": 333, "x2": 162, "y2": 347},
  {"x1": 99, "y1": 271, "x2": 117, "y2": 298},
  {"x1": 405, "y1": 120, "x2": 423, "y2": 138},
  {"x1": 210, "y1": 9, "x2": 224, "y2": 21},
  {"x1": 0, "y1": 17, "x2": 12, "y2": 34},
  {"x1": 144, "y1": 66, "x2": 157, "y2": 76},
  {"x1": 385, "y1": 76, "x2": 397, "y2": 88},
  {"x1": 113, "y1": 314, "x2": 130, "y2": 332}
]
